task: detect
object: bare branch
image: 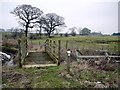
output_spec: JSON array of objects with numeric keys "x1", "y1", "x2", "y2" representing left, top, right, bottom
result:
[{"x1": 11, "y1": 4, "x2": 43, "y2": 37}]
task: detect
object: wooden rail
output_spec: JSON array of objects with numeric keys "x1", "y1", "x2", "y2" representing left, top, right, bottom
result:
[
  {"x1": 76, "y1": 50, "x2": 120, "y2": 62},
  {"x1": 77, "y1": 55, "x2": 120, "y2": 58},
  {"x1": 45, "y1": 39, "x2": 61, "y2": 65}
]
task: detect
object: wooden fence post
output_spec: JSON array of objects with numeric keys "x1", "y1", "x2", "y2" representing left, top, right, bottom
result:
[
  {"x1": 58, "y1": 40, "x2": 61, "y2": 65},
  {"x1": 47, "y1": 39, "x2": 49, "y2": 52},
  {"x1": 66, "y1": 40, "x2": 68, "y2": 49},
  {"x1": 67, "y1": 56, "x2": 70, "y2": 73},
  {"x1": 50, "y1": 40, "x2": 52, "y2": 53},
  {"x1": 53, "y1": 41, "x2": 56, "y2": 54},
  {"x1": 67, "y1": 49, "x2": 71, "y2": 73},
  {"x1": 76, "y1": 50, "x2": 80, "y2": 63},
  {"x1": 18, "y1": 39, "x2": 22, "y2": 68},
  {"x1": 45, "y1": 40, "x2": 47, "y2": 52},
  {"x1": 25, "y1": 38, "x2": 27, "y2": 56}
]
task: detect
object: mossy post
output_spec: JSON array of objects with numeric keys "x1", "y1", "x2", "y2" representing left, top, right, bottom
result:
[
  {"x1": 53, "y1": 41, "x2": 56, "y2": 54},
  {"x1": 66, "y1": 40, "x2": 68, "y2": 49},
  {"x1": 45, "y1": 39, "x2": 49, "y2": 52},
  {"x1": 18, "y1": 39, "x2": 22, "y2": 68},
  {"x1": 50, "y1": 40, "x2": 52, "y2": 53},
  {"x1": 45, "y1": 40, "x2": 47, "y2": 52},
  {"x1": 58, "y1": 40, "x2": 61, "y2": 65}
]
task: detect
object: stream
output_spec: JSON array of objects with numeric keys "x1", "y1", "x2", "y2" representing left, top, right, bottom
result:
[{"x1": 0, "y1": 51, "x2": 17, "y2": 67}]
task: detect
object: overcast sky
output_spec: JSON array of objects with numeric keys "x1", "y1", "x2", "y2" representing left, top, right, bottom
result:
[{"x1": 0, "y1": 0, "x2": 119, "y2": 34}]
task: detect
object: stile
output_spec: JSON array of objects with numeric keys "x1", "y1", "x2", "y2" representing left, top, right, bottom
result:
[{"x1": 45, "y1": 39, "x2": 61, "y2": 65}]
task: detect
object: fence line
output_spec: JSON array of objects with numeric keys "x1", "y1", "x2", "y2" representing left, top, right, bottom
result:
[
  {"x1": 45, "y1": 39, "x2": 120, "y2": 65},
  {"x1": 76, "y1": 50, "x2": 120, "y2": 63},
  {"x1": 52, "y1": 40, "x2": 119, "y2": 64}
]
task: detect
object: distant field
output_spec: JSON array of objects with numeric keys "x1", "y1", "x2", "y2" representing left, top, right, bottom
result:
[
  {"x1": 30, "y1": 36, "x2": 120, "y2": 53},
  {"x1": 31, "y1": 36, "x2": 119, "y2": 42}
]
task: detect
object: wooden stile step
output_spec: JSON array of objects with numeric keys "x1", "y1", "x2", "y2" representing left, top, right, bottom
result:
[{"x1": 23, "y1": 64, "x2": 57, "y2": 68}]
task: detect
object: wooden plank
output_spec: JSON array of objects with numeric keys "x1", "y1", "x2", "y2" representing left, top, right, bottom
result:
[
  {"x1": 77, "y1": 55, "x2": 120, "y2": 58},
  {"x1": 47, "y1": 50, "x2": 58, "y2": 64},
  {"x1": 23, "y1": 64, "x2": 57, "y2": 68}
]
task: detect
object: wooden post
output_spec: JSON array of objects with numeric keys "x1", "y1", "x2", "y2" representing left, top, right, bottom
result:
[
  {"x1": 76, "y1": 50, "x2": 80, "y2": 63},
  {"x1": 66, "y1": 40, "x2": 68, "y2": 49},
  {"x1": 67, "y1": 49, "x2": 71, "y2": 73},
  {"x1": 53, "y1": 41, "x2": 56, "y2": 54},
  {"x1": 47, "y1": 39, "x2": 49, "y2": 52},
  {"x1": 18, "y1": 39, "x2": 22, "y2": 68},
  {"x1": 58, "y1": 40, "x2": 61, "y2": 65},
  {"x1": 39, "y1": 41, "x2": 41, "y2": 51},
  {"x1": 25, "y1": 38, "x2": 27, "y2": 56},
  {"x1": 50, "y1": 40, "x2": 52, "y2": 53},
  {"x1": 45, "y1": 40, "x2": 47, "y2": 52},
  {"x1": 67, "y1": 56, "x2": 70, "y2": 73},
  {"x1": 45, "y1": 39, "x2": 49, "y2": 52}
]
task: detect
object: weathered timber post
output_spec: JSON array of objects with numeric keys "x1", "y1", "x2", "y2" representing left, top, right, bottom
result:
[
  {"x1": 58, "y1": 40, "x2": 61, "y2": 65},
  {"x1": 66, "y1": 40, "x2": 68, "y2": 49},
  {"x1": 45, "y1": 39, "x2": 48, "y2": 52},
  {"x1": 53, "y1": 41, "x2": 56, "y2": 54},
  {"x1": 105, "y1": 52, "x2": 111, "y2": 63},
  {"x1": 50, "y1": 40, "x2": 52, "y2": 53},
  {"x1": 47, "y1": 39, "x2": 49, "y2": 52},
  {"x1": 76, "y1": 49, "x2": 80, "y2": 63},
  {"x1": 39, "y1": 41, "x2": 41, "y2": 51},
  {"x1": 18, "y1": 39, "x2": 22, "y2": 68},
  {"x1": 25, "y1": 38, "x2": 28, "y2": 56},
  {"x1": 67, "y1": 49, "x2": 71, "y2": 73}
]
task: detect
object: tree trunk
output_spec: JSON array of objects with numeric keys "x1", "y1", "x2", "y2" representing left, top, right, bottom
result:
[
  {"x1": 25, "y1": 25, "x2": 28, "y2": 37},
  {"x1": 25, "y1": 24, "x2": 28, "y2": 50},
  {"x1": 48, "y1": 32, "x2": 51, "y2": 38},
  {"x1": 39, "y1": 29, "x2": 42, "y2": 38}
]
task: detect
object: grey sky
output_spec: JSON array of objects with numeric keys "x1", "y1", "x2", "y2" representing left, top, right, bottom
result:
[{"x1": 0, "y1": 0, "x2": 119, "y2": 34}]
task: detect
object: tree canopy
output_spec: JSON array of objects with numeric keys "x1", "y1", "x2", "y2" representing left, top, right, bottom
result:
[
  {"x1": 80, "y1": 28, "x2": 91, "y2": 35},
  {"x1": 11, "y1": 4, "x2": 43, "y2": 37},
  {"x1": 37, "y1": 13, "x2": 66, "y2": 37}
]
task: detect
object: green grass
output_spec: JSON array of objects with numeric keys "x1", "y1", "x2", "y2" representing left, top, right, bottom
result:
[
  {"x1": 29, "y1": 36, "x2": 120, "y2": 52},
  {"x1": 2, "y1": 64, "x2": 119, "y2": 88},
  {"x1": 30, "y1": 36, "x2": 119, "y2": 44}
]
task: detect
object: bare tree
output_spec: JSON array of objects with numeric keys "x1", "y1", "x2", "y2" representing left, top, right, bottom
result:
[
  {"x1": 38, "y1": 13, "x2": 66, "y2": 38},
  {"x1": 11, "y1": 4, "x2": 43, "y2": 37},
  {"x1": 36, "y1": 17, "x2": 45, "y2": 38}
]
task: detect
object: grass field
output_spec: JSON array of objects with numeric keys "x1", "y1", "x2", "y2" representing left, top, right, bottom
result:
[
  {"x1": 2, "y1": 35, "x2": 120, "y2": 88},
  {"x1": 30, "y1": 36, "x2": 120, "y2": 54},
  {"x1": 31, "y1": 36, "x2": 119, "y2": 43}
]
